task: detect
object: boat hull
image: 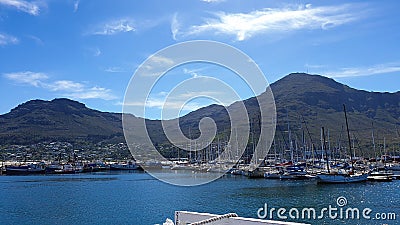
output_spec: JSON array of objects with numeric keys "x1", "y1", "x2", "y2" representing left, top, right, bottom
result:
[
  {"x1": 6, "y1": 166, "x2": 45, "y2": 175},
  {"x1": 316, "y1": 173, "x2": 369, "y2": 183}
]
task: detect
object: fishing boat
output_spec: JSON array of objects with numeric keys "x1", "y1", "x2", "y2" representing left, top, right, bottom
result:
[
  {"x1": 5, "y1": 164, "x2": 45, "y2": 175},
  {"x1": 316, "y1": 105, "x2": 369, "y2": 184}
]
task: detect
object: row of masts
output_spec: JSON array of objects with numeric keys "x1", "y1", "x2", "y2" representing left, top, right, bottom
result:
[{"x1": 166, "y1": 105, "x2": 396, "y2": 170}]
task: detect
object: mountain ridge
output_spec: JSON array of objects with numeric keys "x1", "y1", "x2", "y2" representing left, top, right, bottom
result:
[{"x1": 1, "y1": 73, "x2": 399, "y2": 156}]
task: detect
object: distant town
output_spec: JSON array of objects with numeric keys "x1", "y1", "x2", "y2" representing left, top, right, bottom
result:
[{"x1": 0, "y1": 141, "x2": 133, "y2": 163}]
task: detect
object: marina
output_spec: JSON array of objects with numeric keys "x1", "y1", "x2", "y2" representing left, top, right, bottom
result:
[
  {"x1": 0, "y1": 169, "x2": 398, "y2": 225},
  {"x1": 0, "y1": 0, "x2": 399, "y2": 225}
]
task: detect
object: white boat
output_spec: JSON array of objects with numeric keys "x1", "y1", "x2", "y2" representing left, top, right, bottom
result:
[
  {"x1": 174, "y1": 211, "x2": 310, "y2": 225},
  {"x1": 316, "y1": 105, "x2": 369, "y2": 184},
  {"x1": 207, "y1": 165, "x2": 231, "y2": 173},
  {"x1": 279, "y1": 165, "x2": 310, "y2": 180},
  {"x1": 367, "y1": 169, "x2": 393, "y2": 182},
  {"x1": 171, "y1": 160, "x2": 194, "y2": 171},
  {"x1": 280, "y1": 171, "x2": 309, "y2": 180},
  {"x1": 316, "y1": 172, "x2": 369, "y2": 183},
  {"x1": 264, "y1": 171, "x2": 280, "y2": 179}
]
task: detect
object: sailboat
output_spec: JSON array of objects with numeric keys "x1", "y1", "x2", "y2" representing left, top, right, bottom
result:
[
  {"x1": 367, "y1": 167, "x2": 393, "y2": 182},
  {"x1": 367, "y1": 136, "x2": 393, "y2": 182},
  {"x1": 316, "y1": 104, "x2": 369, "y2": 184}
]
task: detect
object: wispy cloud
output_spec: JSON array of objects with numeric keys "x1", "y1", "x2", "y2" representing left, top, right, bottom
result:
[
  {"x1": 140, "y1": 55, "x2": 175, "y2": 77},
  {"x1": 65, "y1": 87, "x2": 116, "y2": 100},
  {"x1": 93, "y1": 47, "x2": 101, "y2": 56},
  {"x1": 0, "y1": 33, "x2": 19, "y2": 45},
  {"x1": 171, "y1": 13, "x2": 180, "y2": 41},
  {"x1": 104, "y1": 66, "x2": 127, "y2": 73},
  {"x1": 201, "y1": 0, "x2": 226, "y2": 3},
  {"x1": 323, "y1": 63, "x2": 400, "y2": 78},
  {"x1": 4, "y1": 71, "x2": 117, "y2": 100},
  {"x1": 175, "y1": 4, "x2": 364, "y2": 41},
  {"x1": 122, "y1": 91, "x2": 223, "y2": 114},
  {"x1": 149, "y1": 55, "x2": 174, "y2": 65},
  {"x1": 91, "y1": 18, "x2": 135, "y2": 35},
  {"x1": 45, "y1": 80, "x2": 85, "y2": 92},
  {"x1": 3, "y1": 71, "x2": 48, "y2": 86},
  {"x1": 183, "y1": 68, "x2": 205, "y2": 78},
  {"x1": 124, "y1": 90, "x2": 232, "y2": 110},
  {"x1": 0, "y1": 0, "x2": 40, "y2": 15},
  {"x1": 26, "y1": 35, "x2": 43, "y2": 45},
  {"x1": 73, "y1": 0, "x2": 79, "y2": 13},
  {"x1": 140, "y1": 98, "x2": 204, "y2": 112}
]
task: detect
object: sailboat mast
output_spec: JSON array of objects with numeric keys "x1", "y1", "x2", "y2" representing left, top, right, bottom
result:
[
  {"x1": 343, "y1": 104, "x2": 354, "y2": 171},
  {"x1": 372, "y1": 122, "x2": 376, "y2": 159},
  {"x1": 322, "y1": 127, "x2": 330, "y2": 173},
  {"x1": 287, "y1": 110, "x2": 293, "y2": 162},
  {"x1": 301, "y1": 115, "x2": 316, "y2": 173}
]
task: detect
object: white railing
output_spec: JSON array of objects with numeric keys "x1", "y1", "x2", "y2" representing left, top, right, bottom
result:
[{"x1": 175, "y1": 211, "x2": 310, "y2": 225}]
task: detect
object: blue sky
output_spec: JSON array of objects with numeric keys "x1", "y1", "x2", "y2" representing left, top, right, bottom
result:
[{"x1": 0, "y1": 0, "x2": 399, "y2": 119}]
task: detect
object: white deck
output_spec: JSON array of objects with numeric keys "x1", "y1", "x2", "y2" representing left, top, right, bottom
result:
[{"x1": 175, "y1": 211, "x2": 310, "y2": 225}]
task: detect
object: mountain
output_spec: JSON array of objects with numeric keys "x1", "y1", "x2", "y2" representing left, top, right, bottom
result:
[
  {"x1": 0, "y1": 98, "x2": 125, "y2": 144},
  {"x1": 1, "y1": 73, "x2": 399, "y2": 156},
  {"x1": 172, "y1": 73, "x2": 400, "y2": 156},
  {"x1": 270, "y1": 73, "x2": 400, "y2": 155}
]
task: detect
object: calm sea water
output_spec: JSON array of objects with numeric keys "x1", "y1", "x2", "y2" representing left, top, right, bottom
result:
[{"x1": 1, "y1": 171, "x2": 399, "y2": 225}]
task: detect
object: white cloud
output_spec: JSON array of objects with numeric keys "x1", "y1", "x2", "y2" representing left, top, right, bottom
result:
[
  {"x1": 0, "y1": 0, "x2": 40, "y2": 15},
  {"x1": 201, "y1": 0, "x2": 225, "y2": 3},
  {"x1": 45, "y1": 80, "x2": 85, "y2": 92},
  {"x1": 183, "y1": 68, "x2": 205, "y2": 78},
  {"x1": 93, "y1": 47, "x2": 101, "y2": 56},
  {"x1": 73, "y1": 0, "x2": 79, "y2": 13},
  {"x1": 0, "y1": 33, "x2": 19, "y2": 45},
  {"x1": 125, "y1": 90, "x2": 231, "y2": 109},
  {"x1": 304, "y1": 63, "x2": 327, "y2": 69},
  {"x1": 171, "y1": 13, "x2": 180, "y2": 41},
  {"x1": 4, "y1": 71, "x2": 48, "y2": 86},
  {"x1": 122, "y1": 88, "x2": 237, "y2": 119},
  {"x1": 65, "y1": 87, "x2": 116, "y2": 100},
  {"x1": 148, "y1": 98, "x2": 204, "y2": 112},
  {"x1": 4, "y1": 71, "x2": 117, "y2": 100},
  {"x1": 123, "y1": 97, "x2": 205, "y2": 112},
  {"x1": 91, "y1": 19, "x2": 135, "y2": 35},
  {"x1": 104, "y1": 66, "x2": 127, "y2": 73},
  {"x1": 175, "y1": 91, "x2": 223, "y2": 99},
  {"x1": 140, "y1": 55, "x2": 176, "y2": 76},
  {"x1": 149, "y1": 55, "x2": 174, "y2": 65},
  {"x1": 26, "y1": 35, "x2": 43, "y2": 45},
  {"x1": 177, "y1": 4, "x2": 363, "y2": 41},
  {"x1": 323, "y1": 63, "x2": 400, "y2": 78}
]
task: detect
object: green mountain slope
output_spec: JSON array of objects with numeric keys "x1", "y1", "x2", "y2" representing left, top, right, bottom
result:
[{"x1": 1, "y1": 73, "x2": 399, "y2": 156}]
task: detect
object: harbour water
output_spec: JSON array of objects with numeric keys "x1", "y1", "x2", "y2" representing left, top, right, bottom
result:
[{"x1": 1, "y1": 171, "x2": 399, "y2": 225}]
